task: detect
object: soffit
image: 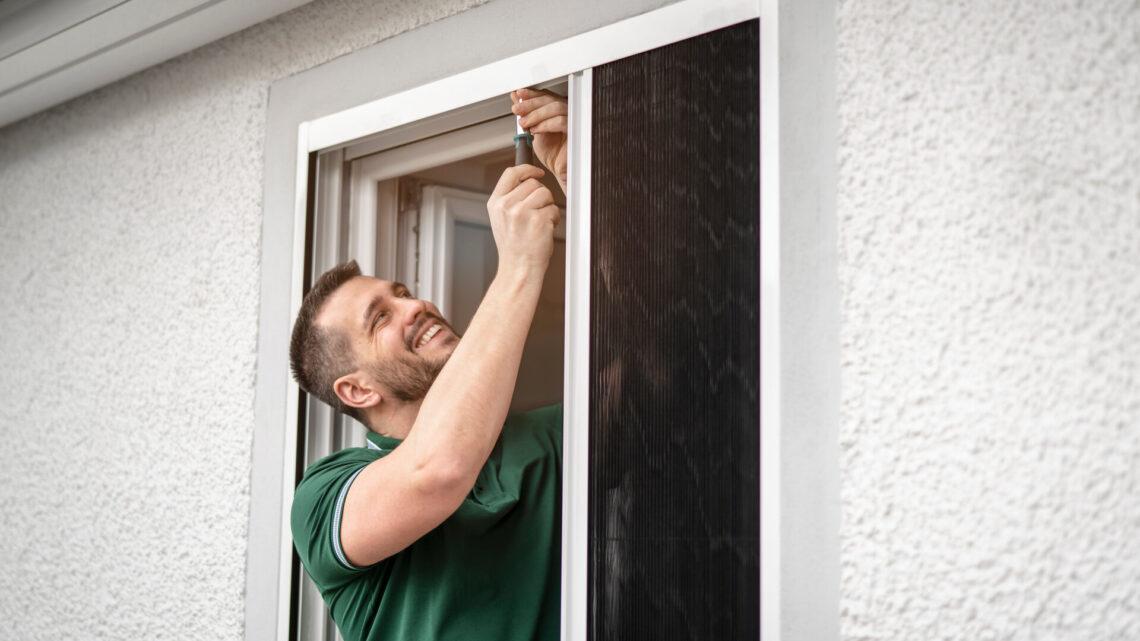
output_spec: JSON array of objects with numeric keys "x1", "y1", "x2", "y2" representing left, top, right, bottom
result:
[{"x1": 0, "y1": 0, "x2": 314, "y2": 129}]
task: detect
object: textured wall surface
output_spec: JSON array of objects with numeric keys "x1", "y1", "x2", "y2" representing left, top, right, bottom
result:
[
  {"x1": 0, "y1": 0, "x2": 485, "y2": 638},
  {"x1": 837, "y1": 0, "x2": 1140, "y2": 639}
]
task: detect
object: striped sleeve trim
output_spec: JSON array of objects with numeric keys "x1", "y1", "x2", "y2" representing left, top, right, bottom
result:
[{"x1": 331, "y1": 466, "x2": 367, "y2": 571}]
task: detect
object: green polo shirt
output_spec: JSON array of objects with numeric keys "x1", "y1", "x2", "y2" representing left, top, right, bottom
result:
[{"x1": 291, "y1": 404, "x2": 562, "y2": 641}]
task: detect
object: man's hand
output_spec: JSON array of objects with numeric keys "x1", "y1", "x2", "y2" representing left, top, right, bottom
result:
[
  {"x1": 511, "y1": 88, "x2": 567, "y2": 193},
  {"x1": 486, "y1": 164, "x2": 561, "y2": 275}
]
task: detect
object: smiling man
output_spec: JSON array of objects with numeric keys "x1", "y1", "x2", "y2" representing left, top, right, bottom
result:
[{"x1": 288, "y1": 88, "x2": 568, "y2": 641}]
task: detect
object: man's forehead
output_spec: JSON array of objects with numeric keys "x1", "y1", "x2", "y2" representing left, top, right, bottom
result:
[{"x1": 318, "y1": 276, "x2": 398, "y2": 328}]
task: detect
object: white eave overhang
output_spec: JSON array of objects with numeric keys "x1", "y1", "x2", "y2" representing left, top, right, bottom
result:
[{"x1": 0, "y1": 0, "x2": 315, "y2": 130}]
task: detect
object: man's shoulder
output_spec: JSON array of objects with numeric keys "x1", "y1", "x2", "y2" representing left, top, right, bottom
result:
[
  {"x1": 291, "y1": 447, "x2": 379, "y2": 520},
  {"x1": 290, "y1": 446, "x2": 384, "y2": 591},
  {"x1": 303, "y1": 446, "x2": 379, "y2": 476}
]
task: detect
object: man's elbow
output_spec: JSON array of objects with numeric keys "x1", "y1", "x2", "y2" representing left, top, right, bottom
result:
[{"x1": 412, "y1": 457, "x2": 474, "y2": 504}]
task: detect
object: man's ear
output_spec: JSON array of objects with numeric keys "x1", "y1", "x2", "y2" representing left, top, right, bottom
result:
[{"x1": 333, "y1": 372, "x2": 383, "y2": 411}]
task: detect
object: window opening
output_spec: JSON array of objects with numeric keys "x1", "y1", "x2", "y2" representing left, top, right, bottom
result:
[{"x1": 292, "y1": 82, "x2": 567, "y2": 641}]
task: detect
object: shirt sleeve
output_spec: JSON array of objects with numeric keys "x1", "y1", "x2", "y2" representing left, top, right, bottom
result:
[{"x1": 290, "y1": 457, "x2": 377, "y2": 590}]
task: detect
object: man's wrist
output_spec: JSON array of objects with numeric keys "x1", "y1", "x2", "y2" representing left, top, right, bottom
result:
[{"x1": 495, "y1": 258, "x2": 548, "y2": 288}]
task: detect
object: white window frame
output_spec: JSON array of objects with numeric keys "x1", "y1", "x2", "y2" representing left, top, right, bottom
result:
[
  {"x1": 417, "y1": 185, "x2": 493, "y2": 318},
  {"x1": 268, "y1": 2, "x2": 778, "y2": 641}
]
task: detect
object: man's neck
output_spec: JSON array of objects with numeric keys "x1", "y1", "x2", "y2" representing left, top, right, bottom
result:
[{"x1": 362, "y1": 399, "x2": 422, "y2": 441}]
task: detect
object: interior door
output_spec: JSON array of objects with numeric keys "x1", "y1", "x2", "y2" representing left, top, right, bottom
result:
[{"x1": 417, "y1": 185, "x2": 498, "y2": 329}]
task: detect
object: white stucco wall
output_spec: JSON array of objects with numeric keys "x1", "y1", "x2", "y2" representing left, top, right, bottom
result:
[
  {"x1": 5, "y1": 0, "x2": 1138, "y2": 636},
  {"x1": 837, "y1": 0, "x2": 1140, "y2": 638},
  {"x1": 0, "y1": 0, "x2": 486, "y2": 638}
]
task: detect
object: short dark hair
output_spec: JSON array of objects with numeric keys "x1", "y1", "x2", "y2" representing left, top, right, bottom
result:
[{"x1": 289, "y1": 260, "x2": 363, "y2": 420}]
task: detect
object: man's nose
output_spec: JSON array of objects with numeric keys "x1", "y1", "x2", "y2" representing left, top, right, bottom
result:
[{"x1": 399, "y1": 296, "x2": 429, "y2": 323}]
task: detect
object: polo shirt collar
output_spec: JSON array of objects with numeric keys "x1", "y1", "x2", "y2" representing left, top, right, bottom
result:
[{"x1": 365, "y1": 430, "x2": 402, "y2": 454}]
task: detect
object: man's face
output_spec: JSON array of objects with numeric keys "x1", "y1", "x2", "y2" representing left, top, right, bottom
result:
[{"x1": 319, "y1": 276, "x2": 459, "y2": 403}]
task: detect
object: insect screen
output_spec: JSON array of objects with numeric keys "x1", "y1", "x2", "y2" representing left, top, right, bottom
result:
[{"x1": 588, "y1": 19, "x2": 761, "y2": 641}]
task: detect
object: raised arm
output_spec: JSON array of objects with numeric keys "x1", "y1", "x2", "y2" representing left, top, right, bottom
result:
[{"x1": 338, "y1": 164, "x2": 560, "y2": 566}]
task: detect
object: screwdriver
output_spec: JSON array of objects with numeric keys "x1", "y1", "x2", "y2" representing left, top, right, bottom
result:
[{"x1": 514, "y1": 94, "x2": 534, "y2": 166}]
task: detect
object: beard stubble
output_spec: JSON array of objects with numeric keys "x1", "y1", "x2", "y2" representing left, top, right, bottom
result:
[{"x1": 368, "y1": 323, "x2": 455, "y2": 402}]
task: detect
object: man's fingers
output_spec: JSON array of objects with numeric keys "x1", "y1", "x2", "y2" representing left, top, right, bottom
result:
[
  {"x1": 541, "y1": 204, "x2": 563, "y2": 228},
  {"x1": 519, "y1": 183, "x2": 555, "y2": 210},
  {"x1": 512, "y1": 92, "x2": 563, "y2": 116},
  {"x1": 519, "y1": 101, "x2": 568, "y2": 129},
  {"x1": 530, "y1": 115, "x2": 568, "y2": 135},
  {"x1": 501, "y1": 178, "x2": 547, "y2": 208},
  {"x1": 513, "y1": 96, "x2": 559, "y2": 117},
  {"x1": 491, "y1": 164, "x2": 544, "y2": 197},
  {"x1": 512, "y1": 87, "x2": 553, "y2": 103}
]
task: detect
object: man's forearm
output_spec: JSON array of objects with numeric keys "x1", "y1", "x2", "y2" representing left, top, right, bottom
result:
[{"x1": 399, "y1": 263, "x2": 546, "y2": 489}]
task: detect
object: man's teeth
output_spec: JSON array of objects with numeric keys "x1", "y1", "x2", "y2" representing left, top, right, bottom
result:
[{"x1": 417, "y1": 324, "x2": 442, "y2": 348}]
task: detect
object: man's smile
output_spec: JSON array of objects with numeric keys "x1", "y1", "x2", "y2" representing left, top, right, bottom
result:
[
  {"x1": 408, "y1": 314, "x2": 452, "y2": 353},
  {"x1": 415, "y1": 323, "x2": 444, "y2": 350}
]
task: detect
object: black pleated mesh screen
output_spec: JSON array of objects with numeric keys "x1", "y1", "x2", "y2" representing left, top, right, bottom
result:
[{"x1": 588, "y1": 20, "x2": 760, "y2": 641}]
